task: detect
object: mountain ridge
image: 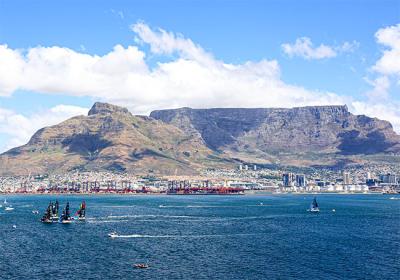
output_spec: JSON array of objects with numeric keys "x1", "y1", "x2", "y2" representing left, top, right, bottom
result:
[{"x1": 0, "y1": 102, "x2": 399, "y2": 176}]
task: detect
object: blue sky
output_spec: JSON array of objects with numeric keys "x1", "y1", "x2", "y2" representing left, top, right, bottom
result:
[{"x1": 0, "y1": 0, "x2": 399, "y2": 152}]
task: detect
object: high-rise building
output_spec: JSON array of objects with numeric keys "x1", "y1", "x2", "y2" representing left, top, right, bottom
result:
[
  {"x1": 379, "y1": 173, "x2": 397, "y2": 185},
  {"x1": 282, "y1": 173, "x2": 295, "y2": 187},
  {"x1": 295, "y1": 174, "x2": 306, "y2": 187},
  {"x1": 343, "y1": 172, "x2": 351, "y2": 185}
]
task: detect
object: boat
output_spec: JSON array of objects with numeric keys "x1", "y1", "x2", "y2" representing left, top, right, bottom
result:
[
  {"x1": 41, "y1": 203, "x2": 54, "y2": 223},
  {"x1": 4, "y1": 198, "x2": 8, "y2": 204},
  {"x1": 308, "y1": 197, "x2": 320, "y2": 213},
  {"x1": 108, "y1": 231, "x2": 118, "y2": 238},
  {"x1": 133, "y1": 263, "x2": 149, "y2": 269},
  {"x1": 5, "y1": 206, "x2": 14, "y2": 211},
  {"x1": 51, "y1": 200, "x2": 59, "y2": 220},
  {"x1": 60, "y1": 202, "x2": 73, "y2": 224},
  {"x1": 32, "y1": 210, "x2": 39, "y2": 214},
  {"x1": 76, "y1": 201, "x2": 86, "y2": 221}
]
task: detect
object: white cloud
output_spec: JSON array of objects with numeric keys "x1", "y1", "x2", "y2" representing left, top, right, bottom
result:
[
  {"x1": 281, "y1": 37, "x2": 359, "y2": 60},
  {"x1": 0, "y1": 23, "x2": 348, "y2": 114},
  {"x1": 0, "y1": 105, "x2": 88, "y2": 152},
  {"x1": 372, "y1": 23, "x2": 400, "y2": 78},
  {"x1": 365, "y1": 76, "x2": 390, "y2": 100},
  {"x1": 0, "y1": 22, "x2": 398, "y2": 153},
  {"x1": 351, "y1": 101, "x2": 400, "y2": 133}
]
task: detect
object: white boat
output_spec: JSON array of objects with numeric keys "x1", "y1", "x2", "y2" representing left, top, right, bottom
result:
[
  {"x1": 108, "y1": 231, "x2": 118, "y2": 238},
  {"x1": 32, "y1": 210, "x2": 39, "y2": 214},
  {"x1": 4, "y1": 198, "x2": 8, "y2": 204},
  {"x1": 5, "y1": 206, "x2": 14, "y2": 211}
]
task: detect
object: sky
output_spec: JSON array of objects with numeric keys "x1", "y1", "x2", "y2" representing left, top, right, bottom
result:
[{"x1": 0, "y1": 0, "x2": 399, "y2": 152}]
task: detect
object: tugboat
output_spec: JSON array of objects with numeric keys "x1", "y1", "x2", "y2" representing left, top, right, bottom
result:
[
  {"x1": 308, "y1": 197, "x2": 320, "y2": 213},
  {"x1": 76, "y1": 201, "x2": 86, "y2": 221},
  {"x1": 41, "y1": 202, "x2": 54, "y2": 223},
  {"x1": 60, "y1": 202, "x2": 73, "y2": 224}
]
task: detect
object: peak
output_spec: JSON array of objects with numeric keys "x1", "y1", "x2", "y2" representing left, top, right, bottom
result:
[{"x1": 88, "y1": 102, "x2": 130, "y2": 116}]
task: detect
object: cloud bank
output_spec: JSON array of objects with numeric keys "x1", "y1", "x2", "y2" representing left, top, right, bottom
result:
[
  {"x1": 0, "y1": 105, "x2": 88, "y2": 152},
  {"x1": 0, "y1": 22, "x2": 399, "y2": 152}
]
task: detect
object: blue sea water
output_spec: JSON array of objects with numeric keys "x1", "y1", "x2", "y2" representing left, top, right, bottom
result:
[{"x1": 0, "y1": 194, "x2": 399, "y2": 280}]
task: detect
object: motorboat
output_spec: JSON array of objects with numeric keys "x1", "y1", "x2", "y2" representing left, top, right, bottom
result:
[
  {"x1": 108, "y1": 231, "x2": 118, "y2": 238},
  {"x1": 5, "y1": 206, "x2": 14, "y2": 211},
  {"x1": 133, "y1": 263, "x2": 149, "y2": 269}
]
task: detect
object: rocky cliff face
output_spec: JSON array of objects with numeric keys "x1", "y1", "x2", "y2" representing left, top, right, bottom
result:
[
  {"x1": 1, "y1": 103, "x2": 399, "y2": 175},
  {"x1": 150, "y1": 105, "x2": 400, "y2": 157}
]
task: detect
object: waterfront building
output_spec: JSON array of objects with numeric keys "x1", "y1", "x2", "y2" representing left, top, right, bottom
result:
[
  {"x1": 295, "y1": 174, "x2": 306, "y2": 187},
  {"x1": 282, "y1": 173, "x2": 295, "y2": 187},
  {"x1": 379, "y1": 173, "x2": 397, "y2": 185},
  {"x1": 343, "y1": 172, "x2": 351, "y2": 185}
]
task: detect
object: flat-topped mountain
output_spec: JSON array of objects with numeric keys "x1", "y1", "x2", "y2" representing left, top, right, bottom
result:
[
  {"x1": 0, "y1": 103, "x2": 399, "y2": 175},
  {"x1": 150, "y1": 105, "x2": 400, "y2": 166}
]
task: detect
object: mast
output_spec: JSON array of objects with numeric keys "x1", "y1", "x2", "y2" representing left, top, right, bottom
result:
[{"x1": 66, "y1": 202, "x2": 70, "y2": 219}]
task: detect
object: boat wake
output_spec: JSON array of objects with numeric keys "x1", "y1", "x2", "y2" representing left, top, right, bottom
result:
[
  {"x1": 88, "y1": 219, "x2": 130, "y2": 224},
  {"x1": 109, "y1": 233, "x2": 258, "y2": 239},
  {"x1": 159, "y1": 204, "x2": 268, "y2": 208},
  {"x1": 107, "y1": 214, "x2": 199, "y2": 219}
]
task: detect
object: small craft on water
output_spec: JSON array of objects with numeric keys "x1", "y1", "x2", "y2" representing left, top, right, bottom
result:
[
  {"x1": 5, "y1": 206, "x2": 14, "y2": 211},
  {"x1": 41, "y1": 202, "x2": 54, "y2": 223},
  {"x1": 32, "y1": 210, "x2": 39, "y2": 214},
  {"x1": 133, "y1": 263, "x2": 149, "y2": 269},
  {"x1": 76, "y1": 201, "x2": 86, "y2": 221},
  {"x1": 108, "y1": 231, "x2": 118, "y2": 238},
  {"x1": 308, "y1": 197, "x2": 320, "y2": 213},
  {"x1": 60, "y1": 202, "x2": 73, "y2": 224},
  {"x1": 51, "y1": 200, "x2": 59, "y2": 220}
]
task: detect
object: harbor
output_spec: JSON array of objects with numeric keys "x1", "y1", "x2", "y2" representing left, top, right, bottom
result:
[{"x1": 0, "y1": 194, "x2": 399, "y2": 279}]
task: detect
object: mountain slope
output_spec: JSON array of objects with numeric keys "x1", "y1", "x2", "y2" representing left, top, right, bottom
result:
[
  {"x1": 1, "y1": 103, "x2": 399, "y2": 176},
  {"x1": 0, "y1": 103, "x2": 220, "y2": 176}
]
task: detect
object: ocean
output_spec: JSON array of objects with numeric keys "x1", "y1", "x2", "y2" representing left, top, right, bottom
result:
[{"x1": 0, "y1": 194, "x2": 399, "y2": 279}]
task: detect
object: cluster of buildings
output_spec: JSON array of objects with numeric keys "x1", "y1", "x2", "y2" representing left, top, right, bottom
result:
[
  {"x1": 0, "y1": 164, "x2": 399, "y2": 194},
  {"x1": 280, "y1": 171, "x2": 399, "y2": 193}
]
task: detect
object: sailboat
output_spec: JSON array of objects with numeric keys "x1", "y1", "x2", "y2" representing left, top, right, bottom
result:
[
  {"x1": 76, "y1": 201, "x2": 86, "y2": 221},
  {"x1": 308, "y1": 197, "x2": 320, "y2": 213},
  {"x1": 51, "y1": 200, "x2": 59, "y2": 220},
  {"x1": 41, "y1": 202, "x2": 54, "y2": 223},
  {"x1": 60, "y1": 202, "x2": 73, "y2": 224}
]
